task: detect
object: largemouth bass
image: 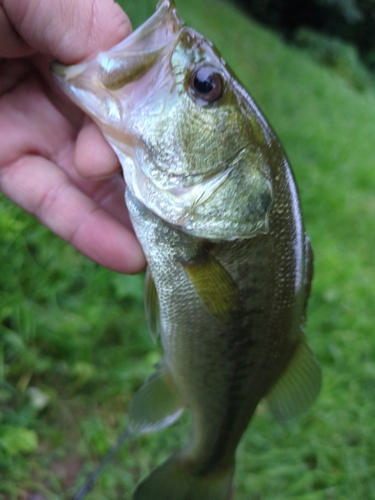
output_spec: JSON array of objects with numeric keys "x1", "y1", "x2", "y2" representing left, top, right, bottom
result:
[{"x1": 52, "y1": 1, "x2": 321, "y2": 498}]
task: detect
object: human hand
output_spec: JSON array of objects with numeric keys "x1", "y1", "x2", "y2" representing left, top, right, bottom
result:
[{"x1": 0, "y1": 0, "x2": 146, "y2": 273}]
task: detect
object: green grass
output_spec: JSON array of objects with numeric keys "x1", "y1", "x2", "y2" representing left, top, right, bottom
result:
[{"x1": 1, "y1": 0, "x2": 375, "y2": 498}]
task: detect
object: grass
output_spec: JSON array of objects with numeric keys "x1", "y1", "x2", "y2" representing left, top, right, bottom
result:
[{"x1": 1, "y1": 0, "x2": 375, "y2": 498}]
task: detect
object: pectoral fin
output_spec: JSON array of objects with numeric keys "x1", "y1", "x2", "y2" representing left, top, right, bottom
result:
[
  {"x1": 144, "y1": 267, "x2": 160, "y2": 344},
  {"x1": 181, "y1": 248, "x2": 242, "y2": 323},
  {"x1": 128, "y1": 364, "x2": 184, "y2": 435},
  {"x1": 265, "y1": 334, "x2": 321, "y2": 421}
]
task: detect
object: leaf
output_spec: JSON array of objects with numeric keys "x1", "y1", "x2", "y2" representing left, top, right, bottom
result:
[{"x1": 0, "y1": 425, "x2": 38, "y2": 455}]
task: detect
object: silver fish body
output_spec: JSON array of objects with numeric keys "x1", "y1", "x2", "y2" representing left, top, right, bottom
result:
[{"x1": 52, "y1": 2, "x2": 321, "y2": 499}]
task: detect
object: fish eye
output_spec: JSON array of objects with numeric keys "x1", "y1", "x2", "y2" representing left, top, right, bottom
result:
[{"x1": 189, "y1": 66, "x2": 224, "y2": 103}]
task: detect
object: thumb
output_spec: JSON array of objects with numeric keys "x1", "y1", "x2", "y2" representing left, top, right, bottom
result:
[{"x1": 1, "y1": 0, "x2": 132, "y2": 63}]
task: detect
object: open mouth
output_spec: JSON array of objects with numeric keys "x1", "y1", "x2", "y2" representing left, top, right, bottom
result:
[{"x1": 51, "y1": 1, "x2": 183, "y2": 98}]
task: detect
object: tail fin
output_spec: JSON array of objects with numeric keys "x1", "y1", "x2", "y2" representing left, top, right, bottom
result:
[{"x1": 133, "y1": 454, "x2": 235, "y2": 500}]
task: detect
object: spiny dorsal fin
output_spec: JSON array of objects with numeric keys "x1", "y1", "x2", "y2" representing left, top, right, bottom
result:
[
  {"x1": 144, "y1": 267, "x2": 160, "y2": 344},
  {"x1": 180, "y1": 247, "x2": 242, "y2": 323},
  {"x1": 128, "y1": 364, "x2": 184, "y2": 435},
  {"x1": 265, "y1": 334, "x2": 321, "y2": 421}
]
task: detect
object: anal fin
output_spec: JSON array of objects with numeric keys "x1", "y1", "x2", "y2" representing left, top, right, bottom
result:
[
  {"x1": 128, "y1": 364, "x2": 184, "y2": 435},
  {"x1": 265, "y1": 334, "x2": 321, "y2": 421}
]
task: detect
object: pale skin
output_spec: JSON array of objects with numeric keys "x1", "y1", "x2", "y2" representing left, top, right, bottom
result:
[{"x1": 0, "y1": 0, "x2": 146, "y2": 273}]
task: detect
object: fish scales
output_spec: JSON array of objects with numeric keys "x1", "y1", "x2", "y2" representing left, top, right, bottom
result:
[
  {"x1": 52, "y1": 1, "x2": 321, "y2": 499},
  {"x1": 125, "y1": 133, "x2": 305, "y2": 468}
]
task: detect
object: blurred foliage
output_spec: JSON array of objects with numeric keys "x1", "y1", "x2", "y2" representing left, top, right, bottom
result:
[
  {"x1": 1, "y1": 0, "x2": 375, "y2": 498},
  {"x1": 230, "y1": 0, "x2": 375, "y2": 75},
  {"x1": 0, "y1": 196, "x2": 153, "y2": 498},
  {"x1": 294, "y1": 28, "x2": 373, "y2": 91}
]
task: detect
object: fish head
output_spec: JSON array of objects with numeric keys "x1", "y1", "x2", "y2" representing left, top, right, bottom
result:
[{"x1": 52, "y1": 0, "x2": 274, "y2": 240}]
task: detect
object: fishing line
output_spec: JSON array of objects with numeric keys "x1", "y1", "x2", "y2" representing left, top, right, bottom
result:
[{"x1": 72, "y1": 427, "x2": 132, "y2": 500}]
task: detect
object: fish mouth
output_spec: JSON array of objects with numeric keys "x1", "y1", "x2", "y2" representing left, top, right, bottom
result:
[{"x1": 51, "y1": 0, "x2": 183, "y2": 124}]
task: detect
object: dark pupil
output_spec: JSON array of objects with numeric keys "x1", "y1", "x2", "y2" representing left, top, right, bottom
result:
[{"x1": 194, "y1": 71, "x2": 214, "y2": 95}]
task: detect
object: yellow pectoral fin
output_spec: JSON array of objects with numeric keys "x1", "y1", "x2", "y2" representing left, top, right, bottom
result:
[
  {"x1": 181, "y1": 249, "x2": 242, "y2": 323},
  {"x1": 265, "y1": 334, "x2": 322, "y2": 421}
]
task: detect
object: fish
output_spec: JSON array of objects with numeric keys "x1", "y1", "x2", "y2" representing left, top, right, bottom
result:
[{"x1": 52, "y1": 1, "x2": 321, "y2": 499}]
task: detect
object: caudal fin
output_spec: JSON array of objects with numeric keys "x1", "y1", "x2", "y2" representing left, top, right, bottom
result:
[{"x1": 133, "y1": 454, "x2": 234, "y2": 500}]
